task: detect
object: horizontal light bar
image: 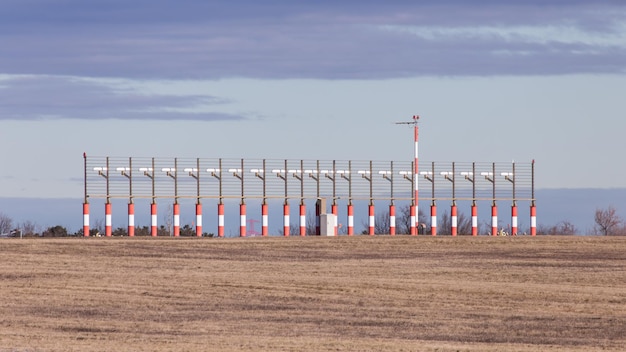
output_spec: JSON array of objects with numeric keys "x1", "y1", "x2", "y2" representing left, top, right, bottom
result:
[
  {"x1": 357, "y1": 170, "x2": 371, "y2": 174},
  {"x1": 228, "y1": 168, "x2": 242, "y2": 173},
  {"x1": 184, "y1": 168, "x2": 198, "y2": 172},
  {"x1": 161, "y1": 168, "x2": 175, "y2": 172},
  {"x1": 271, "y1": 169, "x2": 285, "y2": 173},
  {"x1": 206, "y1": 168, "x2": 221, "y2": 172},
  {"x1": 480, "y1": 172, "x2": 493, "y2": 176},
  {"x1": 500, "y1": 172, "x2": 514, "y2": 176},
  {"x1": 419, "y1": 171, "x2": 432, "y2": 175},
  {"x1": 250, "y1": 169, "x2": 264, "y2": 173},
  {"x1": 116, "y1": 167, "x2": 130, "y2": 172},
  {"x1": 93, "y1": 167, "x2": 107, "y2": 171},
  {"x1": 460, "y1": 171, "x2": 473, "y2": 176}
]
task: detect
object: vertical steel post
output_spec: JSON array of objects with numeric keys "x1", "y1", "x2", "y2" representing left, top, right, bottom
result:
[
  {"x1": 491, "y1": 162, "x2": 498, "y2": 236},
  {"x1": 83, "y1": 152, "x2": 90, "y2": 237},
  {"x1": 105, "y1": 157, "x2": 111, "y2": 237},
  {"x1": 283, "y1": 159, "x2": 290, "y2": 237},
  {"x1": 531, "y1": 159, "x2": 536, "y2": 236},
  {"x1": 471, "y1": 162, "x2": 477, "y2": 236},
  {"x1": 430, "y1": 161, "x2": 437, "y2": 236},
  {"x1": 195, "y1": 158, "x2": 202, "y2": 237}
]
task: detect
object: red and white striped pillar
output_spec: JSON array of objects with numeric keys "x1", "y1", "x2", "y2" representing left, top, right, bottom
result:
[
  {"x1": 299, "y1": 203, "x2": 306, "y2": 236},
  {"x1": 347, "y1": 204, "x2": 354, "y2": 236},
  {"x1": 218, "y1": 203, "x2": 225, "y2": 237},
  {"x1": 128, "y1": 203, "x2": 135, "y2": 237},
  {"x1": 83, "y1": 203, "x2": 90, "y2": 237},
  {"x1": 173, "y1": 203, "x2": 180, "y2": 237},
  {"x1": 105, "y1": 202, "x2": 112, "y2": 237},
  {"x1": 471, "y1": 203, "x2": 478, "y2": 236},
  {"x1": 530, "y1": 204, "x2": 536, "y2": 236},
  {"x1": 511, "y1": 203, "x2": 518, "y2": 236},
  {"x1": 332, "y1": 203, "x2": 338, "y2": 236},
  {"x1": 368, "y1": 204, "x2": 375, "y2": 235},
  {"x1": 262, "y1": 203, "x2": 269, "y2": 236},
  {"x1": 283, "y1": 202, "x2": 290, "y2": 237},
  {"x1": 414, "y1": 116, "x2": 420, "y2": 232},
  {"x1": 410, "y1": 204, "x2": 416, "y2": 235},
  {"x1": 240, "y1": 203, "x2": 246, "y2": 237},
  {"x1": 389, "y1": 204, "x2": 396, "y2": 236},
  {"x1": 151, "y1": 203, "x2": 157, "y2": 237},
  {"x1": 491, "y1": 203, "x2": 498, "y2": 236},
  {"x1": 430, "y1": 203, "x2": 437, "y2": 236},
  {"x1": 450, "y1": 203, "x2": 457, "y2": 236},
  {"x1": 195, "y1": 203, "x2": 202, "y2": 237}
]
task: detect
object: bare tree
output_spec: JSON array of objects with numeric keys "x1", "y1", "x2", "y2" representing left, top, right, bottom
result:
[
  {"x1": 0, "y1": 213, "x2": 13, "y2": 234},
  {"x1": 19, "y1": 220, "x2": 40, "y2": 236},
  {"x1": 306, "y1": 211, "x2": 317, "y2": 235},
  {"x1": 396, "y1": 205, "x2": 427, "y2": 234},
  {"x1": 93, "y1": 218, "x2": 104, "y2": 236},
  {"x1": 594, "y1": 206, "x2": 622, "y2": 236},
  {"x1": 163, "y1": 204, "x2": 173, "y2": 236},
  {"x1": 398, "y1": 205, "x2": 412, "y2": 234},
  {"x1": 537, "y1": 221, "x2": 578, "y2": 236},
  {"x1": 375, "y1": 210, "x2": 390, "y2": 234}
]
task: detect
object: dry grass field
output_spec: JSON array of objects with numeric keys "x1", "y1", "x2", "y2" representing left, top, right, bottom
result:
[{"x1": 1, "y1": 236, "x2": 625, "y2": 351}]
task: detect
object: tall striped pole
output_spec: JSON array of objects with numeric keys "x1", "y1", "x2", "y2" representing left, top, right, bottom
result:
[
  {"x1": 218, "y1": 203, "x2": 225, "y2": 237},
  {"x1": 395, "y1": 116, "x2": 419, "y2": 232},
  {"x1": 151, "y1": 202, "x2": 157, "y2": 236},
  {"x1": 491, "y1": 203, "x2": 498, "y2": 236},
  {"x1": 283, "y1": 202, "x2": 290, "y2": 237},
  {"x1": 530, "y1": 204, "x2": 537, "y2": 236},
  {"x1": 240, "y1": 203, "x2": 246, "y2": 237},
  {"x1": 511, "y1": 203, "x2": 518, "y2": 236},
  {"x1": 410, "y1": 203, "x2": 416, "y2": 235},
  {"x1": 173, "y1": 203, "x2": 180, "y2": 237},
  {"x1": 128, "y1": 203, "x2": 135, "y2": 237},
  {"x1": 196, "y1": 203, "x2": 202, "y2": 237},
  {"x1": 262, "y1": 203, "x2": 269, "y2": 237},
  {"x1": 368, "y1": 204, "x2": 375, "y2": 235},
  {"x1": 83, "y1": 203, "x2": 90, "y2": 237},
  {"x1": 299, "y1": 203, "x2": 306, "y2": 236},
  {"x1": 389, "y1": 204, "x2": 396, "y2": 236},
  {"x1": 466, "y1": 163, "x2": 477, "y2": 236},
  {"x1": 471, "y1": 202, "x2": 478, "y2": 236},
  {"x1": 148, "y1": 159, "x2": 157, "y2": 236},
  {"x1": 331, "y1": 203, "x2": 338, "y2": 236},
  {"x1": 531, "y1": 159, "x2": 536, "y2": 236},
  {"x1": 82, "y1": 153, "x2": 90, "y2": 237},
  {"x1": 450, "y1": 203, "x2": 457, "y2": 236},
  {"x1": 347, "y1": 203, "x2": 354, "y2": 236},
  {"x1": 105, "y1": 202, "x2": 112, "y2": 237},
  {"x1": 430, "y1": 203, "x2": 437, "y2": 236},
  {"x1": 413, "y1": 116, "x2": 419, "y2": 230}
]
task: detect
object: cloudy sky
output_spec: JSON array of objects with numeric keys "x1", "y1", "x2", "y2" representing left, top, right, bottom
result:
[{"x1": 1, "y1": 0, "x2": 626, "y2": 199}]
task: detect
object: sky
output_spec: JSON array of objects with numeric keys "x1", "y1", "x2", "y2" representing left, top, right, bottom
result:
[{"x1": 1, "y1": 0, "x2": 626, "y2": 202}]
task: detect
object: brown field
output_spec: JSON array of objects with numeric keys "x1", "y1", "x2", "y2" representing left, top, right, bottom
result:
[{"x1": 1, "y1": 236, "x2": 625, "y2": 351}]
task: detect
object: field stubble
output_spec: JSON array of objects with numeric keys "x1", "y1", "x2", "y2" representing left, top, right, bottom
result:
[{"x1": 0, "y1": 236, "x2": 625, "y2": 351}]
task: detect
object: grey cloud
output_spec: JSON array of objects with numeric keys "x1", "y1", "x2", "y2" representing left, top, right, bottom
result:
[
  {"x1": 1, "y1": 1, "x2": 625, "y2": 79},
  {"x1": 0, "y1": 76, "x2": 245, "y2": 121}
]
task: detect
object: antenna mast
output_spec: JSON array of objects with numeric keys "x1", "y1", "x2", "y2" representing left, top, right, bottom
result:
[{"x1": 395, "y1": 115, "x2": 420, "y2": 233}]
